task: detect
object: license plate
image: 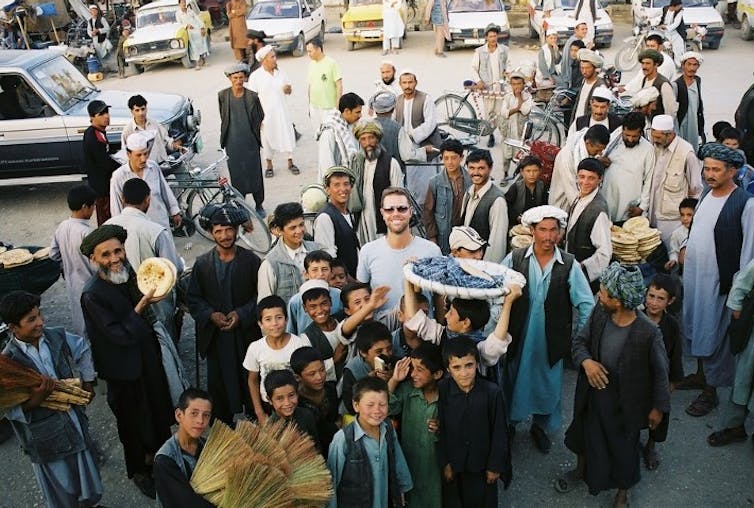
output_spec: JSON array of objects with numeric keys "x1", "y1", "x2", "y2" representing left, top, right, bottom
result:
[
  {"x1": 360, "y1": 30, "x2": 381, "y2": 37},
  {"x1": 464, "y1": 38, "x2": 483, "y2": 45}
]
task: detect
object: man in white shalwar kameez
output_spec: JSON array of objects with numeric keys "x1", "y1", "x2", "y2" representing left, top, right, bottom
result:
[
  {"x1": 574, "y1": 0, "x2": 598, "y2": 47},
  {"x1": 382, "y1": 0, "x2": 404, "y2": 54},
  {"x1": 682, "y1": 143, "x2": 754, "y2": 418},
  {"x1": 176, "y1": 0, "x2": 208, "y2": 68},
  {"x1": 600, "y1": 112, "x2": 656, "y2": 223},
  {"x1": 248, "y1": 46, "x2": 300, "y2": 175}
]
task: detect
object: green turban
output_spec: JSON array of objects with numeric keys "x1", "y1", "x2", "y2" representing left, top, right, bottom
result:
[{"x1": 600, "y1": 262, "x2": 645, "y2": 310}]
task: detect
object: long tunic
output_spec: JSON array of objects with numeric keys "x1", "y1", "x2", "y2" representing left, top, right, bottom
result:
[
  {"x1": 226, "y1": 95, "x2": 264, "y2": 198},
  {"x1": 502, "y1": 248, "x2": 594, "y2": 432},
  {"x1": 109, "y1": 161, "x2": 181, "y2": 230},
  {"x1": 358, "y1": 155, "x2": 403, "y2": 244},
  {"x1": 382, "y1": 0, "x2": 405, "y2": 40},
  {"x1": 176, "y1": 8, "x2": 207, "y2": 62},
  {"x1": 226, "y1": 0, "x2": 248, "y2": 49},
  {"x1": 50, "y1": 218, "x2": 96, "y2": 338},
  {"x1": 676, "y1": 80, "x2": 701, "y2": 151},
  {"x1": 683, "y1": 193, "x2": 754, "y2": 386},
  {"x1": 5, "y1": 332, "x2": 102, "y2": 508},
  {"x1": 601, "y1": 135, "x2": 655, "y2": 222},
  {"x1": 727, "y1": 258, "x2": 754, "y2": 412},
  {"x1": 247, "y1": 67, "x2": 296, "y2": 154}
]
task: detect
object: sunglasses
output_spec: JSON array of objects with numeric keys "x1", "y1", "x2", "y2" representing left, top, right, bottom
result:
[{"x1": 382, "y1": 205, "x2": 410, "y2": 214}]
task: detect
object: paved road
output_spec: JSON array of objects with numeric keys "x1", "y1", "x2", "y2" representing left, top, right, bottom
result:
[{"x1": 1, "y1": 16, "x2": 754, "y2": 507}]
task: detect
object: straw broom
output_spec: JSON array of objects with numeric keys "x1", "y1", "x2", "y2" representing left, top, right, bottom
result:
[
  {"x1": 220, "y1": 459, "x2": 294, "y2": 508},
  {"x1": 0, "y1": 356, "x2": 93, "y2": 401},
  {"x1": 235, "y1": 420, "x2": 291, "y2": 475}
]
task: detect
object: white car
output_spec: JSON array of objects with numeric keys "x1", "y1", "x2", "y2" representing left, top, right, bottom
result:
[
  {"x1": 631, "y1": 0, "x2": 724, "y2": 48},
  {"x1": 246, "y1": 0, "x2": 325, "y2": 57},
  {"x1": 529, "y1": 0, "x2": 614, "y2": 47},
  {"x1": 446, "y1": 0, "x2": 511, "y2": 50}
]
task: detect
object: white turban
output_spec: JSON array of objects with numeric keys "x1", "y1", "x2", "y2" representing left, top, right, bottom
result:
[
  {"x1": 680, "y1": 51, "x2": 703, "y2": 65},
  {"x1": 630, "y1": 87, "x2": 659, "y2": 108},
  {"x1": 651, "y1": 114, "x2": 674, "y2": 132},
  {"x1": 521, "y1": 205, "x2": 569, "y2": 229},
  {"x1": 255, "y1": 45, "x2": 274, "y2": 62},
  {"x1": 546, "y1": 28, "x2": 558, "y2": 37},
  {"x1": 591, "y1": 86, "x2": 613, "y2": 102},
  {"x1": 577, "y1": 49, "x2": 603, "y2": 68}
]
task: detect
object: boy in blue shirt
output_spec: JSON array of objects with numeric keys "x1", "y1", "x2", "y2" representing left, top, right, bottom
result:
[{"x1": 287, "y1": 250, "x2": 344, "y2": 334}]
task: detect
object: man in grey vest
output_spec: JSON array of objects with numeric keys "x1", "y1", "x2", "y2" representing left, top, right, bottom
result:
[
  {"x1": 471, "y1": 23, "x2": 509, "y2": 148},
  {"x1": 457, "y1": 148, "x2": 508, "y2": 262},
  {"x1": 638, "y1": 49, "x2": 678, "y2": 120}
]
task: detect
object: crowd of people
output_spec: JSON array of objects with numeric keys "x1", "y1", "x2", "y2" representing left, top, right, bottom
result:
[{"x1": 2, "y1": 8, "x2": 754, "y2": 508}]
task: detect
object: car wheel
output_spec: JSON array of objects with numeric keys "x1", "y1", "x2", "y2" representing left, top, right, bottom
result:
[
  {"x1": 742, "y1": 15, "x2": 753, "y2": 40},
  {"x1": 346, "y1": 40, "x2": 356, "y2": 51},
  {"x1": 529, "y1": 19, "x2": 538, "y2": 39},
  {"x1": 319, "y1": 22, "x2": 325, "y2": 42},
  {"x1": 134, "y1": 63, "x2": 145, "y2": 74},
  {"x1": 292, "y1": 33, "x2": 305, "y2": 57},
  {"x1": 181, "y1": 53, "x2": 193, "y2": 68},
  {"x1": 706, "y1": 39, "x2": 720, "y2": 49}
]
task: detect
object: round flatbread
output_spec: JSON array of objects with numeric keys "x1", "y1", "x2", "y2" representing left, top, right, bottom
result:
[
  {"x1": 622, "y1": 217, "x2": 651, "y2": 234},
  {"x1": 509, "y1": 224, "x2": 532, "y2": 237},
  {"x1": 0, "y1": 248, "x2": 32, "y2": 267},
  {"x1": 634, "y1": 229, "x2": 660, "y2": 241},
  {"x1": 611, "y1": 233, "x2": 639, "y2": 246},
  {"x1": 32, "y1": 247, "x2": 51, "y2": 260},
  {"x1": 511, "y1": 235, "x2": 534, "y2": 249},
  {"x1": 137, "y1": 257, "x2": 177, "y2": 298}
]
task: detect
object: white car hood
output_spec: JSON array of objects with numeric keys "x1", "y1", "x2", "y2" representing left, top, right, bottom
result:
[
  {"x1": 448, "y1": 11, "x2": 510, "y2": 29},
  {"x1": 545, "y1": 9, "x2": 612, "y2": 28},
  {"x1": 127, "y1": 24, "x2": 184, "y2": 45},
  {"x1": 246, "y1": 18, "x2": 301, "y2": 36},
  {"x1": 645, "y1": 6, "x2": 723, "y2": 24}
]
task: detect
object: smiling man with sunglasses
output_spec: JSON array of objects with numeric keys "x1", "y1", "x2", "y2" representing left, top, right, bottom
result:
[{"x1": 357, "y1": 187, "x2": 441, "y2": 320}]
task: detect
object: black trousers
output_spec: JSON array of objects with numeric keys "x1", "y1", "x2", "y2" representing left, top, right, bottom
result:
[{"x1": 443, "y1": 471, "x2": 497, "y2": 508}]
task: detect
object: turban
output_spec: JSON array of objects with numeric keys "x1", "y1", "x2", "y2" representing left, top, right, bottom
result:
[
  {"x1": 638, "y1": 48, "x2": 663, "y2": 65},
  {"x1": 697, "y1": 142, "x2": 746, "y2": 169},
  {"x1": 591, "y1": 86, "x2": 612, "y2": 102},
  {"x1": 198, "y1": 202, "x2": 250, "y2": 231},
  {"x1": 545, "y1": 28, "x2": 558, "y2": 37},
  {"x1": 80, "y1": 224, "x2": 128, "y2": 257},
  {"x1": 651, "y1": 114, "x2": 674, "y2": 131},
  {"x1": 255, "y1": 45, "x2": 273, "y2": 62},
  {"x1": 577, "y1": 49, "x2": 603, "y2": 68},
  {"x1": 521, "y1": 205, "x2": 568, "y2": 229},
  {"x1": 369, "y1": 91, "x2": 396, "y2": 114},
  {"x1": 630, "y1": 87, "x2": 659, "y2": 108},
  {"x1": 600, "y1": 262, "x2": 645, "y2": 310},
  {"x1": 353, "y1": 119, "x2": 383, "y2": 139},
  {"x1": 680, "y1": 51, "x2": 703, "y2": 65},
  {"x1": 577, "y1": 157, "x2": 605, "y2": 177},
  {"x1": 224, "y1": 62, "x2": 249, "y2": 76},
  {"x1": 449, "y1": 226, "x2": 487, "y2": 251},
  {"x1": 322, "y1": 165, "x2": 356, "y2": 185}
]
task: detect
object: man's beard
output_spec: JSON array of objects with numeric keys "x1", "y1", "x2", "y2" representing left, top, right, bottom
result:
[
  {"x1": 364, "y1": 145, "x2": 382, "y2": 162},
  {"x1": 100, "y1": 259, "x2": 131, "y2": 285},
  {"x1": 382, "y1": 76, "x2": 395, "y2": 86},
  {"x1": 623, "y1": 137, "x2": 639, "y2": 148}
]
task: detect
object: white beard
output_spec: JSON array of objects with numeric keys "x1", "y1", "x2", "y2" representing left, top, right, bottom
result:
[{"x1": 101, "y1": 260, "x2": 131, "y2": 285}]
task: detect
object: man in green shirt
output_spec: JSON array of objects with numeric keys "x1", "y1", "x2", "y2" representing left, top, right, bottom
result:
[{"x1": 306, "y1": 37, "x2": 343, "y2": 128}]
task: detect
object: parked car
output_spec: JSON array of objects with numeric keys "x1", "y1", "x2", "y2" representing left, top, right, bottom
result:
[
  {"x1": 0, "y1": 50, "x2": 201, "y2": 180},
  {"x1": 123, "y1": 0, "x2": 212, "y2": 71},
  {"x1": 631, "y1": 0, "x2": 724, "y2": 48},
  {"x1": 528, "y1": 0, "x2": 614, "y2": 47},
  {"x1": 446, "y1": 0, "x2": 511, "y2": 50},
  {"x1": 341, "y1": 0, "x2": 407, "y2": 50},
  {"x1": 246, "y1": 0, "x2": 325, "y2": 56},
  {"x1": 738, "y1": 0, "x2": 754, "y2": 40}
]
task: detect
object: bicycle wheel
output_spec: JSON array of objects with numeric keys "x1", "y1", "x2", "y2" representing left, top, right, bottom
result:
[
  {"x1": 233, "y1": 198, "x2": 273, "y2": 256},
  {"x1": 527, "y1": 111, "x2": 561, "y2": 146},
  {"x1": 186, "y1": 187, "x2": 225, "y2": 241},
  {"x1": 435, "y1": 94, "x2": 480, "y2": 139},
  {"x1": 407, "y1": 191, "x2": 427, "y2": 239}
]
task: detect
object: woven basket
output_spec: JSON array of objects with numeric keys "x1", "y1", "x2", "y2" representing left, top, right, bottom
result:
[{"x1": 403, "y1": 259, "x2": 526, "y2": 300}]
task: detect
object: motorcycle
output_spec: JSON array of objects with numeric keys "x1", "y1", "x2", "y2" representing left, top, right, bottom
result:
[{"x1": 614, "y1": 21, "x2": 653, "y2": 72}]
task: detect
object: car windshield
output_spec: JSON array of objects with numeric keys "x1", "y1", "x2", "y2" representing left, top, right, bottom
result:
[
  {"x1": 650, "y1": 0, "x2": 710, "y2": 7},
  {"x1": 349, "y1": 0, "x2": 381, "y2": 6},
  {"x1": 448, "y1": 0, "x2": 503, "y2": 12},
  {"x1": 136, "y1": 8, "x2": 178, "y2": 27},
  {"x1": 30, "y1": 57, "x2": 96, "y2": 111},
  {"x1": 248, "y1": 1, "x2": 300, "y2": 18}
]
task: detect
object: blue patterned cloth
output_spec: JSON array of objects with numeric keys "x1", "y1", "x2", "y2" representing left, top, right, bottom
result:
[
  {"x1": 430, "y1": 0, "x2": 443, "y2": 25},
  {"x1": 412, "y1": 257, "x2": 506, "y2": 289}
]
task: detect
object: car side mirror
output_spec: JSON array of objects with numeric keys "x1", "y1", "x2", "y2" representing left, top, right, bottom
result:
[{"x1": 504, "y1": 3, "x2": 511, "y2": 10}]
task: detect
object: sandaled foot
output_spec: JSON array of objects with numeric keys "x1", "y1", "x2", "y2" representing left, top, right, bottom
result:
[
  {"x1": 554, "y1": 469, "x2": 582, "y2": 493},
  {"x1": 675, "y1": 373, "x2": 705, "y2": 390},
  {"x1": 642, "y1": 445, "x2": 659, "y2": 470},
  {"x1": 288, "y1": 164, "x2": 300, "y2": 175},
  {"x1": 686, "y1": 391, "x2": 718, "y2": 417},
  {"x1": 614, "y1": 490, "x2": 629, "y2": 508},
  {"x1": 265, "y1": 168, "x2": 274, "y2": 178},
  {"x1": 707, "y1": 426, "x2": 747, "y2": 447}
]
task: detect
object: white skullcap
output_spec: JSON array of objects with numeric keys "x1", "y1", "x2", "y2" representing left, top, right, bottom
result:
[
  {"x1": 651, "y1": 114, "x2": 674, "y2": 132},
  {"x1": 399, "y1": 68, "x2": 417, "y2": 78},
  {"x1": 298, "y1": 278, "x2": 329, "y2": 295},
  {"x1": 630, "y1": 87, "x2": 659, "y2": 107},
  {"x1": 577, "y1": 48, "x2": 603, "y2": 68},
  {"x1": 126, "y1": 132, "x2": 150, "y2": 151},
  {"x1": 380, "y1": 59, "x2": 395, "y2": 68},
  {"x1": 255, "y1": 45, "x2": 274, "y2": 62},
  {"x1": 521, "y1": 205, "x2": 568, "y2": 229},
  {"x1": 546, "y1": 28, "x2": 558, "y2": 36},
  {"x1": 591, "y1": 86, "x2": 612, "y2": 102},
  {"x1": 680, "y1": 51, "x2": 703, "y2": 64}
]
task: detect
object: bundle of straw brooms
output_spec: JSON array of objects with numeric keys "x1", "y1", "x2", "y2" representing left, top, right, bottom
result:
[
  {"x1": 0, "y1": 355, "x2": 92, "y2": 412},
  {"x1": 191, "y1": 419, "x2": 333, "y2": 507}
]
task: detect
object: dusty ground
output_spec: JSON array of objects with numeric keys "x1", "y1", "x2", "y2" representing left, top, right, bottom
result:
[{"x1": 1, "y1": 12, "x2": 754, "y2": 507}]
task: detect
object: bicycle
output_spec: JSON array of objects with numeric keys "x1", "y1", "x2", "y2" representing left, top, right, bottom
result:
[
  {"x1": 525, "y1": 87, "x2": 574, "y2": 147},
  {"x1": 434, "y1": 82, "x2": 502, "y2": 142},
  {"x1": 167, "y1": 153, "x2": 273, "y2": 256}
]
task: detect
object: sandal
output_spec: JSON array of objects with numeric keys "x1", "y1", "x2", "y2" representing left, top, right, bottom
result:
[
  {"x1": 265, "y1": 168, "x2": 274, "y2": 178},
  {"x1": 553, "y1": 469, "x2": 581, "y2": 493},
  {"x1": 675, "y1": 373, "x2": 706, "y2": 390},
  {"x1": 685, "y1": 391, "x2": 719, "y2": 417},
  {"x1": 288, "y1": 164, "x2": 300, "y2": 175},
  {"x1": 642, "y1": 445, "x2": 659, "y2": 470},
  {"x1": 707, "y1": 426, "x2": 747, "y2": 447}
]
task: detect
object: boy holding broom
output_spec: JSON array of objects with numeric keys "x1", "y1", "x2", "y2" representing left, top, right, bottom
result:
[{"x1": 0, "y1": 290, "x2": 102, "y2": 508}]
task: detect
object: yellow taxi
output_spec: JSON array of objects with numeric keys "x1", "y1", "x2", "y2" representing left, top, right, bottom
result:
[{"x1": 341, "y1": 0, "x2": 408, "y2": 50}]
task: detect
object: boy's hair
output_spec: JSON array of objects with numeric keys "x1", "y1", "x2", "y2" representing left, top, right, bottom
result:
[
  {"x1": 122, "y1": 177, "x2": 151, "y2": 206},
  {"x1": 352, "y1": 376, "x2": 389, "y2": 403},
  {"x1": 399, "y1": 292, "x2": 429, "y2": 311},
  {"x1": 304, "y1": 250, "x2": 333, "y2": 271},
  {"x1": 720, "y1": 126, "x2": 743, "y2": 143},
  {"x1": 177, "y1": 387, "x2": 212, "y2": 411},
  {"x1": 290, "y1": 346, "x2": 324, "y2": 375},
  {"x1": 270, "y1": 202, "x2": 304, "y2": 230},
  {"x1": 308, "y1": 36, "x2": 323, "y2": 50},
  {"x1": 0, "y1": 290, "x2": 40, "y2": 326},
  {"x1": 516, "y1": 155, "x2": 543, "y2": 173},
  {"x1": 338, "y1": 92, "x2": 364, "y2": 113},
  {"x1": 127, "y1": 94, "x2": 147, "y2": 110},
  {"x1": 679, "y1": 197, "x2": 698, "y2": 211},
  {"x1": 451, "y1": 298, "x2": 490, "y2": 331},
  {"x1": 355, "y1": 320, "x2": 391, "y2": 353},
  {"x1": 466, "y1": 148, "x2": 493, "y2": 167},
  {"x1": 712, "y1": 120, "x2": 733, "y2": 141},
  {"x1": 410, "y1": 342, "x2": 444, "y2": 374},
  {"x1": 648, "y1": 273, "x2": 677, "y2": 299},
  {"x1": 264, "y1": 369, "x2": 298, "y2": 398},
  {"x1": 330, "y1": 258, "x2": 347, "y2": 272},
  {"x1": 257, "y1": 295, "x2": 287, "y2": 321},
  {"x1": 439, "y1": 138, "x2": 464, "y2": 156},
  {"x1": 340, "y1": 281, "x2": 371, "y2": 308},
  {"x1": 442, "y1": 335, "x2": 480, "y2": 367},
  {"x1": 302, "y1": 287, "x2": 331, "y2": 305},
  {"x1": 67, "y1": 185, "x2": 98, "y2": 211}
]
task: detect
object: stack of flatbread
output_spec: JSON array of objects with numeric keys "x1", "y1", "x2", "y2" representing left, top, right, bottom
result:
[
  {"x1": 611, "y1": 217, "x2": 662, "y2": 264},
  {"x1": 32, "y1": 247, "x2": 51, "y2": 261},
  {"x1": 0, "y1": 248, "x2": 34, "y2": 269},
  {"x1": 509, "y1": 224, "x2": 534, "y2": 249},
  {"x1": 137, "y1": 257, "x2": 178, "y2": 298}
]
